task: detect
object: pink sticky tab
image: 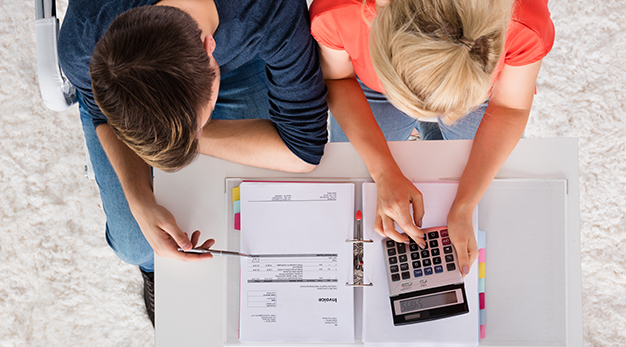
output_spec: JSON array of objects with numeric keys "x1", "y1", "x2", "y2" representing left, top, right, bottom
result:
[
  {"x1": 479, "y1": 248, "x2": 486, "y2": 263},
  {"x1": 479, "y1": 292, "x2": 485, "y2": 309},
  {"x1": 480, "y1": 324, "x2": 486, "y2": 339},
  {"x1": 234, "y1": 213, "x2": 241, "y2": 230}
]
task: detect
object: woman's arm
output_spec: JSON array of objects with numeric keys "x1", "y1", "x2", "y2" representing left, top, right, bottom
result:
[
  {"x1": 320, "y1": 45, "x2": 426, "y2": 246},
  {"x1": 449, "y1": 60, "x2": 543, "y2": 276}
]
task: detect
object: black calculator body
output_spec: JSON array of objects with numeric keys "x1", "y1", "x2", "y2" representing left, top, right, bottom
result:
[{"x1": 383, "y1": 226, "x2": 469, "y2": 326}]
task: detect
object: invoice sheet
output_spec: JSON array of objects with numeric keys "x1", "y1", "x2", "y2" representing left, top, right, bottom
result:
[
  {"x1": 239, "y1": 182, "x2": 355, "y2": 343},
  {"x1": 361, "y1": 182, "x2": 479, "y2": 346}
]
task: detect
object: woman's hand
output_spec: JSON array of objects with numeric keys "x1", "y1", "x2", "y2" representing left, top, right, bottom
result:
[
  {"x1": 373, "y1": 170, "x2": 427, "y2": 247},
  {"x1": 447, "y1": 204, "x2": 478, "y2": 277}
]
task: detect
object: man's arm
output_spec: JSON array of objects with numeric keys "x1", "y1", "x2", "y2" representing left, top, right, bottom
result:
[
  {"x1": 96, "y1": 124, "x2": 214, "y2": 261},
  {"x1": 448, "y1": 60, "x2": 543, "y2": 276},
  {"x1": 197, "y1": 119, "x2": 316, "y2": 173}
]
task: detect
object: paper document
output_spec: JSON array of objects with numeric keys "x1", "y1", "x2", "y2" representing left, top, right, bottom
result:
[
  {"x1": 361, "y1": 182, "x2": 479, "y2": 346},
  {"x1": 239, "y1": 182, "x2": 355, "y2": 343}
]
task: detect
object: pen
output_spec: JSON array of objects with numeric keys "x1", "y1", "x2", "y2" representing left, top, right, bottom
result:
[{"x1": 177, "y1": 248, "x2": 253, "y2": 258}]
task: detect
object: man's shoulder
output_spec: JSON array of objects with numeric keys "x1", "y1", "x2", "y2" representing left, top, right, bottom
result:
[{"x1": 58, "y1": 0, "x2": 158, "y2": 86}]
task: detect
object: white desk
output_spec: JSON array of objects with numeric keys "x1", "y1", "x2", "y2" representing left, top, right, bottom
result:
[{"x1": 154, "y1": 139, "x2": 582, "y2": 347}]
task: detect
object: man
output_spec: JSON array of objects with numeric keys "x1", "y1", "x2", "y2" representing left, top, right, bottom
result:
[{"x1": 58, "y1": 0, "x2": 328, "y2": 326}]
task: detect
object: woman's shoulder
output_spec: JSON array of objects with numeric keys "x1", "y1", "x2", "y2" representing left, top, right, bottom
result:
[
  {"x1": 309, "y1": 0, "x2": 364, "y2": 19},
  {"x1": 511, "y1": 0, "x2": 554, "y2": 35},
  {"x1": 310, "y1": 0, "x2": 373, "y2": 50},
  {"x1": 505, "y1": 0, "x2": 555, "y2": 66}
]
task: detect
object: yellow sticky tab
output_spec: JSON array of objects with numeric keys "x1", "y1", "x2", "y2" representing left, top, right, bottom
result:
[
  {"x1": 478, "y1": 262, "x2": 485, "y2": 279},
  {"x1": 232, "y1": 186, "x2": 240, "y2": 201}
]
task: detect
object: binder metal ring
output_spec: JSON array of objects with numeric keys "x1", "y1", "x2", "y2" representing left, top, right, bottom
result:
[
  {"x1": 346, "y1": 282, "x2": 373, "y2": 287},
  {"x1": 346, "y1": 239, "x2": 373, "y2": 243}
]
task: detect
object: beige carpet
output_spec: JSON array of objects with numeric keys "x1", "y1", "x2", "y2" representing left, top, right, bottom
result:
[{"x1": 1, "y1": 0, "x2": 625, "y2": 346}]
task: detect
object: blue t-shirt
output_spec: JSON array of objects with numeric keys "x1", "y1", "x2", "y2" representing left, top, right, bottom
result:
[{"x1": 58, "y1": 0, "x2": 328, "y2": 165}]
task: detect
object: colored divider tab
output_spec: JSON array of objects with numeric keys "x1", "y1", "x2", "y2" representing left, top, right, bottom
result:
[
  {"x1": 477, "y1": 229, "x2": 486, "y2": 340},
  {"x1": 234, "y1": 213, "x2": 241, "y2": 231},
  {"x1": 233, "y1": 186, "x2": 241, "y2": 230},
  {"x1": 478, "y1": 230, "x2": 486, "y2": 249}
]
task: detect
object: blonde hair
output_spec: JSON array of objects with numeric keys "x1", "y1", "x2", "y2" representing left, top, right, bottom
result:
[{"x1": 370, "y1": 0, "x2": 513, "y2": 123}]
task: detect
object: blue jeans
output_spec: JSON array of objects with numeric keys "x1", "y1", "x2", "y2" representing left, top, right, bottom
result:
[
  {"x1": 329, "y1": 80, "x2": 488, "y2": 141},
  {"x1": 78, "y1": 56, "x2": 271, "y2": 273}
]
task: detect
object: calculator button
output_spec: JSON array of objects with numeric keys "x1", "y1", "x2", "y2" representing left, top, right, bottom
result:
[
  {"x1": 434, "y1": 265, "x2": 444, "y2": 273},
  {"x1": 387, "y1": 248, "x2": 396, "y2": 256},
  {"x1": 391, "y1": 273, "x2": 401, "y2": 282},
  {"x1": 389, "y1": 256, "x2": 398, "y2": 264},
  {"x1": 420, "y1": 250, "x2": 430, "y2": 258},
  {"x1": 412, "y1": 261, "x2": 421, "y2": 268},
  {"x1": 399, "y1": 254, "x2": 408, "y2": 263},
  {"x1": 400, "y1": 263, "x2": 409, "y2": 271},
  {"x1": 429, "y1": 240, "x2": 439, "y2": 248},
  {"x1": 422, "y1": 258, "x2": 432, "y2": 267},
  {"x1": 446, "y1": 263, "x2": 456, "y2": 271},
  {"x1": 411, "y1": 252, "x2": 420, "y2": 260},
  {"x1": 433, "y1": 256, "x2": 442, "y2": 265},
  {"x1": 431, "y1": 248, "x2": 440, "y2": 256},
  {"x1": 409, "y1": 243, "x2": 419, "y2": 252},
  {"x1": 409, "y1": 238, "x2": 416, "y2": 244},
  {"x1": 442, "y1": 237, "x2": 451, "y2": 245},
  {"x1": 445, "y1": 255, "x2": 454, "y2": 263},
  {"x1": 401, "y1": 272, "x2": 411, "y2": 280},
  {"x1": 397, "y1": 243, "x2": 407, "y2": 254},
  {"x1": 414, "y1": 269, "x2": 423, "y2": 277},
  {"x1": 390, "y1": 265, "x2": 399, "y2": 273},
  {"x1": 440, "y1": 229, "x2": 448, "y2": 237},
  {"x1": 386, "y1": 240, "x2": 395, "y2": 248},
  {"x1": 428, "y1": 231, "x2": 439, "y2": 239},
  {"x1": 424, "y1": 267, "x2": 433, "y2": 276},
  {"x1": 443, "y1": 246, "x2": 453, "y2": 254}
]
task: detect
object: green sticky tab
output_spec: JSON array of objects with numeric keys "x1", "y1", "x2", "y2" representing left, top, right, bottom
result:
[
  {"x1": 478, "y1": 278, "x2": 485, "y2": 293},
  {"x1": 233, "y1": 200, "x2": 240, "y2": 215}
]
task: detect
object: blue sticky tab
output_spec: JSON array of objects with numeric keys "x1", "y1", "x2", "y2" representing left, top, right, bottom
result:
[
  {"x1": 478, "y1": 278, "x2": 485, "y2": 293},
  {"x1": 233, "y1": 200, "x2": 240, "y2": 215},
  {"x1": 478, "y1": 230, "x2": 486, "y2": 249},
  {"x1": 480, "y1": 309, "x2": 485, "y2": 325}
]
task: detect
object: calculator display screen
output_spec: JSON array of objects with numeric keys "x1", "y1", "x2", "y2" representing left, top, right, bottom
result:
[{"x1": 399, "y1": 291, "x2": 457, "y2": 313}]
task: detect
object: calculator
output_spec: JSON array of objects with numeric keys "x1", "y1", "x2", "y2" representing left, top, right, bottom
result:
[{"x1": 382, "y1": 226, "x2": 469, "y2": 325}]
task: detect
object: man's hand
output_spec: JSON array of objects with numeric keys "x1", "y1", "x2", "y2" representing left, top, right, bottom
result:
[
  {"x1": 373, "y1": 171, "x2": 426, "y2": 247},
  {"x1": 447, "y1": 206, "x2": 478, "y2": 277},
  {"x1": 134, "y1": 202, "x2": 215, "y2": 262}
]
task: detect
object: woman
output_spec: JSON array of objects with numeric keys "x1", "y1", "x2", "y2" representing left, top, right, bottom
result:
[{"x1": 310, "y1": 0, "x2": 554, "y2": 275}]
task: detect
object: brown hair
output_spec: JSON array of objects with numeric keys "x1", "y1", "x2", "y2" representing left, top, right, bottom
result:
[
  {"x1": 370, "y1": 0, "x2": 512, "y2": 123},
  {"x1": 90, "y1": 5, "x2": 216, "y2": 171}
]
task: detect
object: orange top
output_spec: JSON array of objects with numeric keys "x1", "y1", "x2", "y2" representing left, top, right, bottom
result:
[{"x1": 310, "y1": 0, "x2": 555, "y2": 94}]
